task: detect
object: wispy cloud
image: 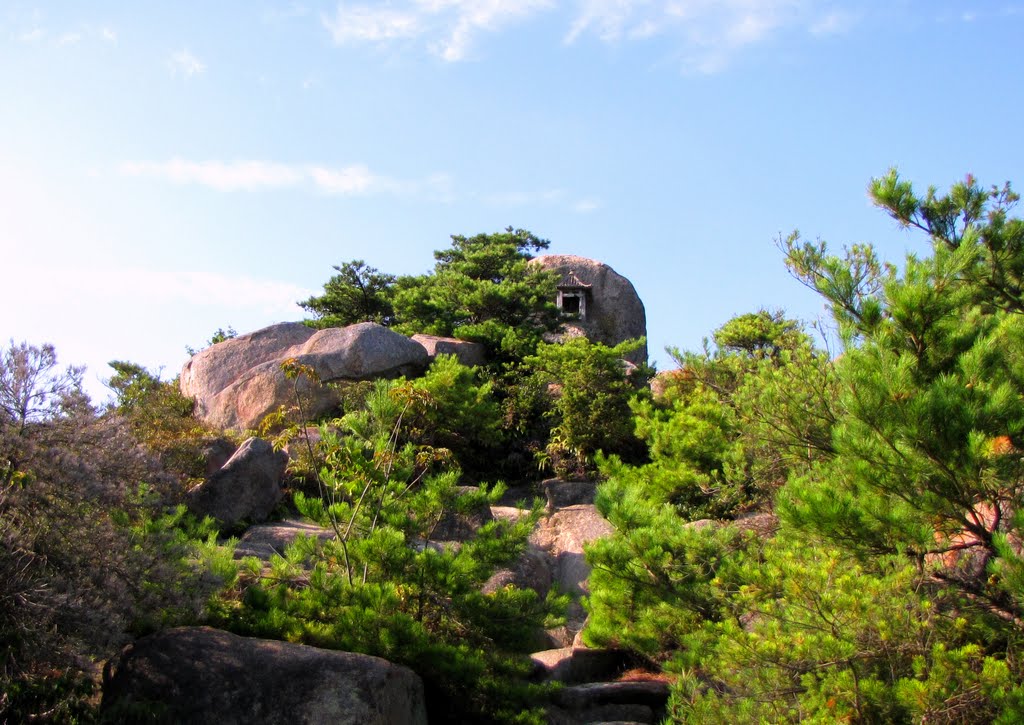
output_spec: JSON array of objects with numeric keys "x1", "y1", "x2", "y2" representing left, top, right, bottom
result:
[
  {"x1": 572, "y1": 198, "x2": 601, "y2": 214},
  {"x1": 121, "y1": 160, "x2": 302, "y2": 192},
  {"x1": 14, "y1": 23, "x2": 118, "y2": 46},
  {"x1": 17, "y1": 27, "x2": 45, "y2": 42},
  {"x1": 478, "y1": 188, "x2": 600, "y2": 214},
  {"x1": 809, "y1": 9, "x2": 858, "y2": 36},
  {"x1": 56, "y1": 31, "x2": 82, "y2": 46},
  {"x1": 119, "y1": 158, "x2": 449, "y2": 198},
  {"x1": 568, "y1": 0, "x2": 813, "y2": 73},
  {"x1": 119, "y1": 158, "x2": 587, "y2": 210},
  {"x1": 323, "y1": 4, "x2": 421, "y2": 44},
  {"x1": 322, "y1": 0, "x2": 553, "y2": 61},
  {"x1": 10, "y1": 263, "x2": 311, "y2": 318},
  {"x1": 319, "y1": 1, "x2": 859, "y2": 70},
  {"x1": 262, "y1": 3, "x2": 310, "y2": 24},
  {"x1": 307, "y1": 164, "x2": 378, "y2": 194},
  {"x1": 168, "y1": 49, "x2": 206, "y2": 77}
]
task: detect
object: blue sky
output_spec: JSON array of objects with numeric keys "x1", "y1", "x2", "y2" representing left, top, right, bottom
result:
[{"x1": 2, "y1": 1, "x2": 1022, "y2": 402}]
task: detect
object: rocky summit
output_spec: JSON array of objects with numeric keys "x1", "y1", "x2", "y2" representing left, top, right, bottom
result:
[{"x1": 531, "y1": 254, "x2": 648, "y2": 365}]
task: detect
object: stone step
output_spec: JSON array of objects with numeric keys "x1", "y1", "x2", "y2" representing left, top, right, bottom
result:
[{"x1": 547, "y1": 680, "x2": 671, "y2": 725}]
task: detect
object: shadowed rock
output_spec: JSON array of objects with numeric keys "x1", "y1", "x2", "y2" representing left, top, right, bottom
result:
[
  {"x1": 186, "y1": 437, "x2": 287, "y2": 527},
  {"x1": 235, "y1": 518, "x2": 335, "y2": 561},
  {"x1": 101, "y1": 627, "x2": 427, "y2": 725}
]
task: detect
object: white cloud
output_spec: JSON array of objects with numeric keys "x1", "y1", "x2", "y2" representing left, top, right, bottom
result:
[
  {"x1": 263, "y1": 3, "x2": 310, "y2": 23},
  {"x1": 18, "y1": 265, "x2": 311, "y2": 317},
  {"x1": 16, "y1": 24, "x2": 119, "y2": 46},
  {"x1": 118, "y1": 158, "x2": 587, "y2": 210},
  {"x1": 322, "y1": 0, "x2": 553, "y2": 61},
  {"x1": 572, "y1": 198, "x2": 601, "y2": 213},
  {"x1": 56, "y1": 31, "x2": 82, "y2": 46},
  {"x1": 425, "y1": 0, "x2": 554, "y2": 62},
  {"x1": 120, "y1": 159, "x2": 302, "y2": 191},
  {"x1": 119, "y1": 158, "x2": 449, "y2": 198},
  {"x1": 307, "y1": 164, "x2": 377, "y2": 194},
  {"x1": 18, "y1": 28, "x2": 45, "y2": 42},
  {"x1": 318, "y1": 0, "x2": 859, "y2": 68},
  {"x1": 809, "y1": 9, "x2": 857, "y2": 35},
  {"x1": 565, "y1": 0, "x2": 849, "y2": 73},
  {"x1": 323, "y1": 4, "x2": 421, "y2": 43},
  {"x1": 565, "y1": 0, "x2": 652, "y2": 44},
  {"x1": 168, "y1": 49, "x2": 206, "y2": 77}
]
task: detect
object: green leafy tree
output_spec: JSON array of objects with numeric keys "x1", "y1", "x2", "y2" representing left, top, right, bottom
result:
[
  {"x1": 582, "y1": 313, "x2": 831, "y2": 666},
  {"x1": 392, "y1": 228, "x2": 561, "y2": 364},
  {"x1": 398, "y1": 354, "x2": 504, "y2": 475},
  {"x1": 527, "y1": 337, "x2": 648, "y2": 478},
  {"x1": 711, "y1": 308, "x2": 803, "y2": 359},
  {"x1": 670, "y1": 539, "x2": 1024, "y2": 723},
  {"x1": 781, "y1": 171, "x2": 1024, "y2": 624},
  {"x1": 300, "y1": 260, "x2": 397, "y2": 328}
]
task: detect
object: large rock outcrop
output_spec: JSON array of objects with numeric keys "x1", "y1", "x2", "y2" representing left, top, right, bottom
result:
[
  {"x1": 101, "y1": 627, "x2": 428, "y2": 725},
  {"x1": 181, "y1": 322, "x2": 429, "y2": 432},
  {"x1": 531, "y1": 254, "x2": 647, "y2": 365}
]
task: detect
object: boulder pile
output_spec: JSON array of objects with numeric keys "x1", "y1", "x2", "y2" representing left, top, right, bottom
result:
[{"x1": 180, "y1": 322, "x2": 429, "y2": 432}]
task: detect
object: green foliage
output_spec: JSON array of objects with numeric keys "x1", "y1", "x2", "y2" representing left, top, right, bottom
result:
[
  {"x1": 106, "y1": 360, "x2": 214, "y2": 480},
  {"x1": 397, "y1": 355, "x2": 504, "y2": 474},
  {"x1": 215, "y1": 377, "x2": 557, "y2": 723},
  {"x1": 528, "y1": 337, "x2": 648, "y2": 477},
  {"x1": 781, "y1": 174, "x2": 1024, "y2": 624},
  {"x1": 711, "y1": 309, "x2": 803, "y2": 359},
  {"x1": 299, "y1": 260, "x2": 396, "y2": 328},
  {"x1": 870, "y1": 169, "x2": 1024, "y2": 314},
  {"x1": 585, "y1": 172, "x2": 1024, "y2": 725},
  {"x1": 392, "y1": 227, "x2": 561, "y2": 364},
  {"x1": 670, "y1": 539, "x2": 1024, "y2": 724},
  {"x1": 185, "y1": 325, "x2": 237, "y2": 356},
  {"x1": 0, "y1": 343, "x2": 228, "y2": 720},
  {"x1": 585, "y1": 474, "x2": 742, "y2": 657}
]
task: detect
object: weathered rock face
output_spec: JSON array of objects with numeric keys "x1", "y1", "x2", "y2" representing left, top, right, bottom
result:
[
  {"x1": 101, "y1": 627, "x2": 428, "y2": 725},
  {"x1": 300, "y1": 324, "x2": 429, "y2": 381},
  {"x1": 543, "y1": 478, "x2": 597, "y2": 511},
  {"x1": 186, "y1": 437, "x2": 287, "y2": 527},
  {"x1": 548, "y1": 680, "x2": 670, "y2": 725},
  {"x1": 530, "y1": 503, "x2": 615, "y2": 647},
  {"x1": 531, "y1": 254, "x2": 648, "y2": 365},
  {"x1": 483, "y1": 544, "x2": 553, "y2": 599},
  {"x1": 181, "y1": 322, "x2": 316, "y2": 421},
  {"x1": 181, "y1": 322, "x2": 429, "y2": 432},
  {"x1": 234, "y1": 518, "x2": 335, "y2": 561},
  {"x1": 411, "y1": 334, "x2": 487, "y2": 367}
]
